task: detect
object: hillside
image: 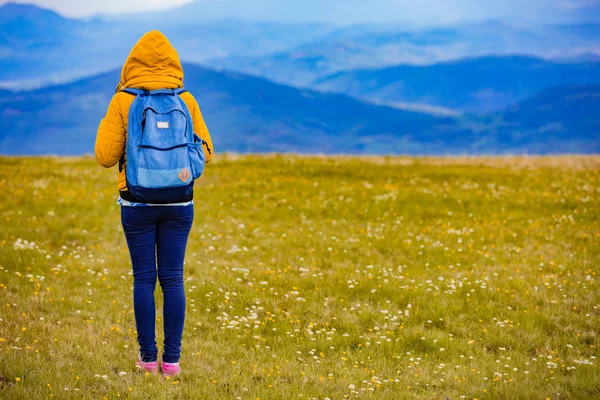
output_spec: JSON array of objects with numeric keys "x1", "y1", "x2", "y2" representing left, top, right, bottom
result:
[
  {"x1": 0, "y1": 3, "x2": 126, "y2": 87},
  {"x1": 1, "y1": 3, "x2": 599, "y2": 90},
  {"x1": 0, "y1": 62, "x2": 598, "y2": 155},
  {"x1": 472, "y1": 85, "x2": 600, "y2": 154},
  {"x1": 0, "y1": 3, "x2": 333, "y2": 88},
  {"x1": 490, "y1": 85, "x2": 600, "y2": 153},
  {"x1": 0, "y1": 64, "x2": 450, "y2": 155},
  {"x1": 210, "y1": 24, "x2": 600, "y2": 87},
  {"x1": 313, "y1": 56, "x2": 600, "y2": 113},
  {"x1": 0, "y1": 2, "x2": 84, "y2": 46}
]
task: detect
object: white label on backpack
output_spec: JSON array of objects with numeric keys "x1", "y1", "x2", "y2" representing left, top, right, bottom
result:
[{"x1": 157, "y1": 122, "x2": 169, "y2": 129}]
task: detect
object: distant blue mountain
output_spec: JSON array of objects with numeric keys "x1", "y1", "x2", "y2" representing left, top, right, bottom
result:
[
  {"x1": 0, "y1": 3, "x2": 334, "y2": 88},
  {"x1": 0, "y1": 3, "x2": 123, "y2": 87},
  {"x1": 1, "y1": 3, "x2": 597, "y2": 155},
  {"x1": 1, "y1": 3, "x2": 598, "y2": 90},
  {"x1": 0, "y1": 63, "x2": 597, "y2": 156},
  {"x1": 210, "y1": 22, "x2": 600, "y2": 87},
  {"x1": 313, "y1": 56, "x2": 600, "y2": 113},
  {"x1": 499, "y1": 85, "x2": 600, "y2": 146},
  {"x1": 474, "y1": 85, "x2": 600, "y2": 154},
  {"x1": 0, "y1": 64, "x2": 452, "y2": 155},
  {"x1": 0, "y1": 2, "x2": 80, "y2": 32}
]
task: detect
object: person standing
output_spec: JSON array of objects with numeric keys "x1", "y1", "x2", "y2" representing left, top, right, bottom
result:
[{"x1": 94, "y1": 30, "x2": 213, "y2": 376}]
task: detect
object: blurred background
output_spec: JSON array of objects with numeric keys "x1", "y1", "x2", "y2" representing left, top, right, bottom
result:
[{"x1": 0, "y1": 0, "x2": 598, "y2": 155}]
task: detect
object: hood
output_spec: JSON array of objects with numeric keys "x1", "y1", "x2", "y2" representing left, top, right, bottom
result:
[{"x1": 116, "y1": 30, "x2": 184, "y2": 92}]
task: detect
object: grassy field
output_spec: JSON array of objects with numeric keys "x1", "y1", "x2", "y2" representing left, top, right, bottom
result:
[{"x1": 0, "y1": 155, "x2": 598, "y2": 400}]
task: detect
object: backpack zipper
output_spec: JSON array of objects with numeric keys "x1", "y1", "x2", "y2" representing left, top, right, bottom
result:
[{"x1": 139, "y1": 143, "x2": 187, "y2": 151}]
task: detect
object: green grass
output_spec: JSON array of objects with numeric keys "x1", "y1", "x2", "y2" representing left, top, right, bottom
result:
[{"x1": 0, "y1": 155, "x2": 598, "y2": 400}]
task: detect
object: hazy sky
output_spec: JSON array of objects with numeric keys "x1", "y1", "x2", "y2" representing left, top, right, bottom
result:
[
  {"x1": 1, "y1": 0, "x2": 599, "y2": 24},
  {"x1": 2, "y1": 0, "x2": 197, "y2": 16}
]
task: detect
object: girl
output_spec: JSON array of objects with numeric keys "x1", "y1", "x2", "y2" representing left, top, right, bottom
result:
[{"x1": 94, "y1": 30, "x2": 213, "y2": 376}]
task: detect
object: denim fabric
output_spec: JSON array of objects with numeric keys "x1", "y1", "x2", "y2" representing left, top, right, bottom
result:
[{"x1": 121, "y1": 205, "x2": 194, "y2": 363}]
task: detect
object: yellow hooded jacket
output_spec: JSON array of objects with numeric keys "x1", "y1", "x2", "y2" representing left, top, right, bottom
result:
[{"x1": 94, "y1": 30, "x2": 213, "y2": 193}]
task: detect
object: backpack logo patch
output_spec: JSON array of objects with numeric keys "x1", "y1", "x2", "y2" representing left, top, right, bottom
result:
[
  {"x1": 178, "y1": 168, "x2": 191, "y2": 183},
  {"x1": 157, "y1": 121, "x2": 169, "y2": 129}
]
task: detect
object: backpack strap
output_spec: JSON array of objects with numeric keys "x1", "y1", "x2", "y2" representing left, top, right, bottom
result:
[
  {"x1": 121, "y1": 88, "x2": 146, "y2": 96},
  {"x1": 194, "y1": 134, "x2": 212, "y2": 155},
  {"x1": 147, "y1": 89, "x2": 176, "y2": 96}
]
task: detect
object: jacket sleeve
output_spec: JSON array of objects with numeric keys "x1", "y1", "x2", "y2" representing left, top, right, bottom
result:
[
  {"x1": 95, "y1": 94, "x2": 125, "y2": 168},
  {"x1": 184, "y1": 93, "x2": 214, "y2": 163}
]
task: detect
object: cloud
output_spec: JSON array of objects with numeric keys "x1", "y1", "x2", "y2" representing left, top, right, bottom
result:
[
  {"x1": 0, "y1": 0, "x2": 196, "y2": 17},
  {"x1": 559, "y1": 0, "x2": 600, "y2": 9}
]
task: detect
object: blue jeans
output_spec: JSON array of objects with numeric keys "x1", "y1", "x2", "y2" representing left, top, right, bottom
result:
[{"x1": 121, "y1": 205, "x2": 194, "y2": 363}]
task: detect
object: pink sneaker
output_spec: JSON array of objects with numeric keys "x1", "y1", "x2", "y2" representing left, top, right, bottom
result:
[
  {"x1": 161, "y1": 360, "x2": 181, "y2": 376},
  {"x1": 136, "y1": 356, "x2": 159, "y2": 374}
]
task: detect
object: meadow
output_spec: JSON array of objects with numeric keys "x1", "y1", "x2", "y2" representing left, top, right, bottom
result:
[{"x1": 0, "y1": 155, "x2": 598, "y2": 400}]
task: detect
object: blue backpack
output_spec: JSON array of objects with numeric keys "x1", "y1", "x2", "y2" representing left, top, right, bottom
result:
[{"x1": 121, "y1": 88, "x2": 206, "y2": 204}]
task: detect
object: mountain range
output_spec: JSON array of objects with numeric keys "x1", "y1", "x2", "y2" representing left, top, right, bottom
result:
[
  {"x1": 313, "y1": 56, "x2": 600, "y2": 113},
  {"x1": 0, "y1": 64, "x2": 451, "y2": 155},
  {"x1": 0, "y1": 2, "x2": 598, "y2": 156},
  {"x1": 0, "y1": 2, "x2": 334, "y2": 88},
  {"x1": 1, "y1": 2, "x2": 599, "y2": 90},
  {"x1": 0, "y1": 63, "x2": 597, "y2": 156},
  {"x1": 209, "y1": 22, "x2": 600, "y2": 87}
]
